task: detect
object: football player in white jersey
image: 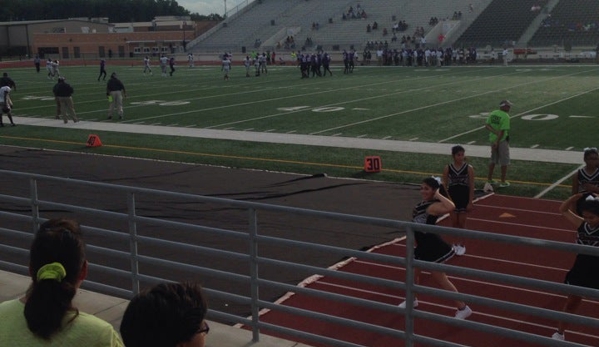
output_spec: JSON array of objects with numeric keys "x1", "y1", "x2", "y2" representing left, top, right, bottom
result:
[
  {"x1": 259, "y1": 53, "x2": 268, "y2": 74},
  {"x1": 159, "y1": 54, "x2": 168, "y2": 77},
  {"x1": 143, "y1": 56, "x2": 153, "y2": 75},
  {"x1": 46, "y1": 58, "x2": 54, "y2": 79},
  {"x1": 222, "y1": 55, "x2": 232, "y2": 81},
  {"x1": 243, "y1": 56, "x2": 251, "y2": 77},
  {"x1": 51, "y1": 60, "x2": 60, "y2": 79},
  {"x1": 0, "y1": 86, "x2": 15, "y2": 126}
]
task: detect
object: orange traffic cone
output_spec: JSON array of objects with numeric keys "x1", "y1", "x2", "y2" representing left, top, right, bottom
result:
[{"x1": 86, "y1": 134, "x2": 103, "y2": 147}]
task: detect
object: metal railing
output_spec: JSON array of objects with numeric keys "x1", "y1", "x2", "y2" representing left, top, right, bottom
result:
[{"x1": 0, "y1": 169, "x2": 597, "y2": 347}]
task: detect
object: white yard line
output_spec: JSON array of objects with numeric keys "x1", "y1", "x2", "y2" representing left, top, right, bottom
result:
[{"x1": 441, "y1": 82, "x2": 599, "y2": 143}]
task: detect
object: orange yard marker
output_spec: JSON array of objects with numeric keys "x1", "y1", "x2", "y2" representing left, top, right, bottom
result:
[
  {"x1": 86, "y1": 134, "x2": 103, "y2": 148},
  {"x1": 364, "y1": 156, "x2": 382, "y2": 173}
]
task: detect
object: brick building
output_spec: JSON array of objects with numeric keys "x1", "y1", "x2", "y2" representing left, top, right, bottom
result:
[{"x1": 0, "y1": 17, "x2": 217, "y2": 60}]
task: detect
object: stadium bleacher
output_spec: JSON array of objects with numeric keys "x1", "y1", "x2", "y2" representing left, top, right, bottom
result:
[
  {"x1": 192, "y1": 0, "x2": 597, "y2": 56},
  {"x1": 529, "y1": 0, "x2": 599, "y2": 47},
  {"x1": 304, "y1": 0, "x2": 482, "y2": 51},
  {"x1": 193, "y1": 0, "x2": 299, "y2": 52},
  {"x1": 195, "y1": 0, "x2": 491, "y2": 53},
  {"x1": 454, "y1": 0, "x2": 549, "y2": 48}
]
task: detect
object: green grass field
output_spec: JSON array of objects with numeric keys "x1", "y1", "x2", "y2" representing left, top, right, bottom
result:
[{"x1": 2, "y1": 62, "x2": 598, "y2": 200}]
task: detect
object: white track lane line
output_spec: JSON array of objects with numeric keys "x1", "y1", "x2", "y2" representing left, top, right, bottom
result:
[
  {"x1": 473, "y1": 203, "x2": 563, "y2": 215},
  {"x1": 309, "y1": 280, "x2": 599, "y2": 341},
  {"x1": 466, "y1": 217, "x2": 574, "y2": 233}
]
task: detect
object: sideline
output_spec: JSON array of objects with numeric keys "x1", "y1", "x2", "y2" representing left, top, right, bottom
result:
[{"x1": 11, "y1": 116, "x2": 582, "y2": 165}]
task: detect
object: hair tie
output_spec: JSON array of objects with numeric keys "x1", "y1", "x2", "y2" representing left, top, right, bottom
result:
[
  {"x1": 36, "y1": 262, "x2": 66, "y2": 282},
  {"x1": 432, "y1": 176, "x2": 442, "y2": 184}
]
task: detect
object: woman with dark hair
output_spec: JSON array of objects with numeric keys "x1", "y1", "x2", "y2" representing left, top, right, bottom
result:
[
  {"x1": 398, "y1": 177, "x2": 473, "y2": 320},
  {"x1": 0, "y1": 218, "x2": 123, "y2": 346},
  {"x1": 552, "y1": 193, "x2": 599, "y2": 341},
  {"x1": 120, "y1": 282, "x2": 208, "y2": 347}
]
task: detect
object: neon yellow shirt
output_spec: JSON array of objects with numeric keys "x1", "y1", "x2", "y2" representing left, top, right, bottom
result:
[
  {"x1": 486, "y1": 109, "x2": 510, "y2": 142},
  {"x1": 0, "y1": 299, "x2": 123, "y2": 347}
]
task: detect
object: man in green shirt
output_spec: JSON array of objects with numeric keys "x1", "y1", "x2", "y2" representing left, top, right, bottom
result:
[{"x1": 485, "y1": 100, "x2": 512, "y2": 188}]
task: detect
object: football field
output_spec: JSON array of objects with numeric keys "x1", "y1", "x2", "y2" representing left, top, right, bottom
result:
[{"x1": 2, "y1": 62, "x2": 598, "y2": 199}]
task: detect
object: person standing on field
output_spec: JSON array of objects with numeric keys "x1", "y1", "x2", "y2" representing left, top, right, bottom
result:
[
  {"x1": 0, "y1": 85, "x2": 15, "y2": 127},
  {"x1": 46, "y1": 58, "x2": 54, "y2": 79},
  {"x1": 98, "y1": 59, "x2": 107, "y2": 81},
  {"x1": 222, "y1": 54, "x2": 232, "y2": 81},
  {"x1": 322, "y1": 52, "x2": 333, "y2": 76},
  {"x1": 243, "y1": 55, "x2": 251, "y2": 77},
  {"x1": 143, "y1": 56, "x2": 153, "y2": 75},
  {"x1": 259, "y1": 53, "x2": 268, "y2": 74},
  {"x1": 52, "y1": 77, "x2": 79, "y2": 124},
  {"x1": 169, "y1": 56, "x2": 176, "y2": 76},
  {"x1": 34, "y1": 55, "x2": 41, "y2": 73},
  {"x1": 485, "y1": 100, "x2": 512, "y2": 188},
  {"x1": 160, "y1": 54, "x2": 168, "y2": 77},
  {"x1": 51, "y1": 60, "x2": 60, "y2": 79},
  {"x1": 0, "y1": 72, "x2": 17, "y2": 91},
  {"x1": 106, "y1": 73, "x2": 126, "y2": 120}
]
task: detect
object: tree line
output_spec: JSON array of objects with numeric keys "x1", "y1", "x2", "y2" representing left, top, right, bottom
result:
[{"x1": 0, "y1": 0, "x2": 223, "y2": 23}]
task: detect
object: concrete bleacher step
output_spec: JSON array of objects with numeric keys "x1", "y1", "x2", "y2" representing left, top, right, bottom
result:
[
  {"x1": 194, "y1": 0, "x2": 508, "y2": 53},
  {"x1": 0, "y1": 270, "x2": 315, "y2": 347},
  {"x1": 455, "y1": 0, "x2": 550, "y2": 48},
  {"x1": 529, "y1": 0, "x2": 599, "y2": 47},
  {"x1": 518, "y1": 0, "x2": 560, "y2": 45}
]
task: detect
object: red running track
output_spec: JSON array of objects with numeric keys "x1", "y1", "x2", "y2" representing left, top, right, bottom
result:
[{"x1": 257, "y1": 194, "x2": 599, "y2": 347}]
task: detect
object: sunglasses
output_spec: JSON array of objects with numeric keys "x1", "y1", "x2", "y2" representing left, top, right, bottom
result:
[{"x1": 196, "y1": 322, "x2": 210, "y2": 335}]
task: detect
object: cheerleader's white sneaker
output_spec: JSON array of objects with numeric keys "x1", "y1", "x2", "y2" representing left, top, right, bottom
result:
[
  {"x1": 455, "y1": 305, "x2": 472, "y2": 320},
  {"x1": 398, "y1": 298, "x2": 419, "y2": 309},
  {"x1": 453, "y1": 244, "x2": 466, "y2": 256}
]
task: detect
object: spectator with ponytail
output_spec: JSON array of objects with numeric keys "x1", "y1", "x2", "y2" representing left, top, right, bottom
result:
[
  {"x1": 398, "y1": 177, "x2": 473, "y2": 320},
  {"x1": 0, "y1": 218, "x2": 123, "y2": 346}
]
